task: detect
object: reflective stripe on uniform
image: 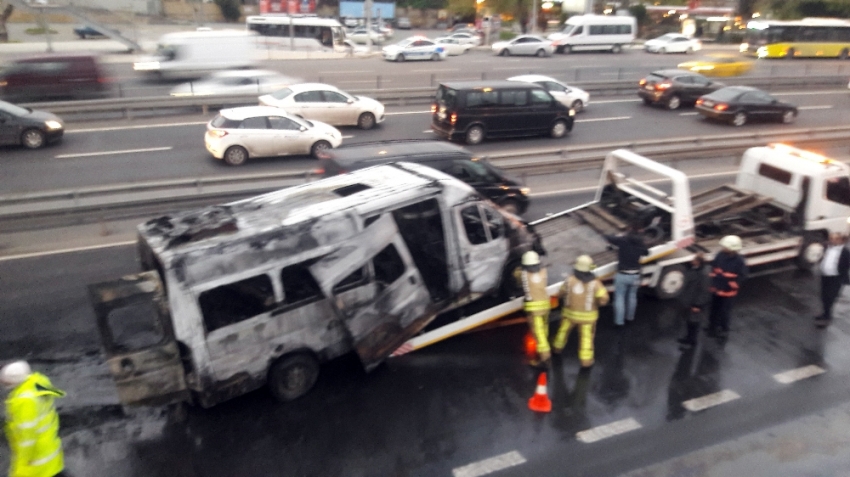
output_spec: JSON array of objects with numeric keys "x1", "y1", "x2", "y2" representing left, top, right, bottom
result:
[
  {"x1": 524, "y1": 300, "x2": 550, "y2": 312},
  {"x1": 562, "y1": 308, "x2": 598, "y2": 323},
  {"x1": 30, "y1": 447, "x2": 62, "y2": 467},
  {"x1": 17, "y1": 440, "x2": 35, "y2": 447}
]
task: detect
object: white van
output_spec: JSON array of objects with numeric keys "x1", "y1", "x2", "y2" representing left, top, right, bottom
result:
[
  {"x1": 547, "y1": 14, "x2": 636, "y2": 54},
  {"x1": 133, "y1": 30, "x2": 257, "y2": 79}
]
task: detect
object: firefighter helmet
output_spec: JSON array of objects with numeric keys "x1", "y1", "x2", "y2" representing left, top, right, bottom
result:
[{"x1": 522, "y1": 251, "x2": 541, "y2": 266}]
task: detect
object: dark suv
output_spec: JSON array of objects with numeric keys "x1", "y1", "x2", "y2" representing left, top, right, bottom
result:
[
  {"x1": 638, "y1": 69, "x2": 723, "y2": 110},
  {"x1": 0, "y1": 54, "x2": 108, "y2": 102},
  {"x1": 318, "y1": 140, "x2": 531, "y2": 214},
  {"x1": 431, "y1": 81, "x2": 575, "y2": 145}
]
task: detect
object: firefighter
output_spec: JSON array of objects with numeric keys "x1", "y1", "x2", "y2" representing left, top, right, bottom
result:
[
  {"x1": 553, "y1": 255, "x2": 610, "y2": 367},
  {"x1": 1, "y1": 361, "x2": 67, "y2": 477},
  {"x1": 515, "y1": 251, "x2": 551, "y2": 367},
  {"x1": 707, "y1": 235, "x2": 749, "y2": 340}
]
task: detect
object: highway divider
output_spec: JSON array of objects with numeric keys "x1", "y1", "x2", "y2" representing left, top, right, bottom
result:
[
  {"x1": 4, "y1": 126, "x2": 850, "y2": 227},
  {"x1": 19, "y1": 75, "x2": 848, "y2": 120}
]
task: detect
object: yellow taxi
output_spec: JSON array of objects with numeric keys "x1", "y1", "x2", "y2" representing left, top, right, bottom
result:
[{"x1": 677, "y1": 54, "x2": 753, "y2": 77}]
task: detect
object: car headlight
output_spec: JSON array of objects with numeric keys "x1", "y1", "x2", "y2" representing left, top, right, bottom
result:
[
  {"x1": 44, "y1": 120, "x2": 63, "y2": 130},
  {"x1": 0, "y1": 80, "x2": 7, "y2": 87},
  {"x1": 520, "y1": 187, "x2": 531, "y2": 195},
  {"x1": 569, "y1": 109, "x2": 576, "y2": 117}
]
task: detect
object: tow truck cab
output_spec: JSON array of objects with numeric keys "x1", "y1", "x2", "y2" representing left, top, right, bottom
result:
[{"x1": 88, "y1": 163, "x2": 533, "y2": 408}]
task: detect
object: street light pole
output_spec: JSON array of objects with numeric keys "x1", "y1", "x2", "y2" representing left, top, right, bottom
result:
[{"x1": 531, "y1": 0, "x2": 538, "y2": 34}]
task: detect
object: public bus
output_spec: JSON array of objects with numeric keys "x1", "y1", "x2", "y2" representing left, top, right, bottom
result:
[
  {"x1": 740, "y1": 17, "x2": 850, "y2": 59},
  {"x1": 246, "y1": 14, "x2": 346, "y2": 50}
]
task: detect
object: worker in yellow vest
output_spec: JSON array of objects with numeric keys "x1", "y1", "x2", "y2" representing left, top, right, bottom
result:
[
  {"x1": 553, "y1": 255, "x2": 610, "y2": 367},
  {"x1": 2, "y1": 361, "x2": 66, "y2": 477},
  {"x1": 515, "y1": 251, "x2": 551, "y2": 367}
]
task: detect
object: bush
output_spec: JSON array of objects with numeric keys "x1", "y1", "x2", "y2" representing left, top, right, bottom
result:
[
  {"x1": 499, "y1": 31, "x2": 516, "y2": 41},
  {"x1": 215, "y1": 0, "x2": 242, "y2": 22}
]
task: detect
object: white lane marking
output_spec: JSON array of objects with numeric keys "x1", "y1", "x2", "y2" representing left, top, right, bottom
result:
[
  {"x1": 492, "y1": 66, "x2": 540, "y2": 71},
  {"x1": 773, "y1": 365, "x2": 826, "y2": 384},
  {"x1": 593, "y1": 99, "x2": 642, "y2": 104},
  {"x1": 317, "y1": 70, "x2": 372, "y2": 74},
  {"x1": 337, "y1": 79, "x2": 393, "y2": 84},
  {"x1": 452, "y1": 451, "x2": 526, "y2": 477},
  {"x1": 56, "y1": 147, "x2": 172, "y2": 159},
  {"x1": 773, "y1": 90, "x2": 848, "y2": 96},
  {"x1": 798, "y1": 105, "x2": 833, "y2": 110},
  {"x1": 679, "y1": 112, "x2": 699, "y2": 116},
  {"x1": 68, "y1": 121, "x2": 207, "y2": 134},
  {"x1": 0, "y1": 240, "x2": 137, "y2": 262},
  {"x1": 423, "y1": 129, "x2": 434, "y2": 133},
  {"x1": 576, "y1": 418, "x2": 642, "y2": 443},
  {"x1": 385, "y1": 110, "x2": 430, "y2": 116},
  {"x1": 528, "y1": 170, "x2": 738, "y2": 198},
  {"x1": 682, "y1": 389, "x2": 740, "y2": 412},
  {"x1": 576, "y1": 116, "x2": 631, "y2": 123},
  {"x1": 413, "y1": 68, "x2": 458, "y2": 72}
]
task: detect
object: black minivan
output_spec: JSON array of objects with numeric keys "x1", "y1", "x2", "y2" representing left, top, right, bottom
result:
[
  {"x1": 431, "y1": 81, "x2": 575, "y2": 145},
  {"x1": 318, "y1": 140, "x2": 531, "y2": 214}
]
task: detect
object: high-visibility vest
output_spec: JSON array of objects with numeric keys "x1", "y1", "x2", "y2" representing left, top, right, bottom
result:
[
  {"x1": 519, "y1": 268, "x2": 550, "y2": 314},
  {"x1": 5, "y1": 373, "x2": 65, "y2": 477},
  {"x1": 559, "y1": 276, "x2": 609, "y2": 323}
]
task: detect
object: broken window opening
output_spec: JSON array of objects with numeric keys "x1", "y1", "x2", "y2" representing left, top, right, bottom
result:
[
  {"x1": 281, "y1": 263, "x2": 323, "y2": 306},
  {"x1": 392, "y1": 199, "x2": 450, "y2": 302},
  {"x1": 334, "y1": 183, "x2": 372, "y2": 197},
  {"x1": 373, "y1": 244, "x2": 406, "y2": 287},
  {"x1": 482, "y1": 205, "x2": 504, "y2": 240},
  {"x1": 332, "y1": 266, "x2": 369, "y2": 294},
  {"x1": 199, "y1": 274, "x2": 275, "y2": 333},
  {"x1": 106, "y1": 299, "x2": 165, "y2": 352},
  {"x1": 461, "y1": 204, "x2": 488, "y2": 245}
]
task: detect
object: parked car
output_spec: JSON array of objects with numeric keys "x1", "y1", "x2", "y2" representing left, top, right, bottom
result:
[
  {"x1": 507, "y1": 74, "x2": 590, "y2": 112},
  {"x1": 204, "y1": 106, "x2": 342, "y2": 165},
  {"x1": 434, "y1": 37, "x2": 474, "y2": 56},
  {"x1": 74, "y1": 25, "x2": 111, "y2": 39},
  {"x1": 638, "y1": 69, "x2": 723, "y2": 110},
  {"x1": 643, "y1": 33, "x2": 701, "y2": 54},
  {"x1": 349, "y1": 28, "x2": 385, "y2": 45},
  {"x1": 447, "y1": 32, "x2": 481, "y2": 46},
  {"x1": 397, "y1": 17, "x2": 411, "y2": 29},
  {"x1": 0, "y1": 54, "x2": 108, "y2": 102},
  {"x1": 343, "y1": 17, "x2": 359, "y2": 28},
  {"x1": 318, "y1": 140, "x2": 531, "y2": 214},
  {"x1": 678, "y1": 53, "x2": 753, "y2": 77},
  {"x1": 695, "y1": 86, "x2": 798, "y2": 127},
  {"x1": 0, "y1": 100, "x2": 64, "y2": 149},
  {"x1": 258, "y1": 83, "x2": 385, "y2": 130},
  {"x1": 170, "y1": 69, "x2": 297, "y2": 97},
  {"x1": 491, "y1": 35, "x2": 554, "y2": 57},
  {"x1": 431, "y1": 81, "x2": 575, "y2": 145},
  {"x1": 382, "y1": 37, "x2": 448, "y2": 62}
]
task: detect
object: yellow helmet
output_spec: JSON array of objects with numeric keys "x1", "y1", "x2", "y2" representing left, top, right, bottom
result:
[
  {"x1": 719, "y1": 235, "x2": 742, "y2": 252},
  {"x1": 574, "y1": 254, "x2": 594, "y2": 272},
  {"x1": 522, "y1": 251, "x2": 540, "y2": 266}
]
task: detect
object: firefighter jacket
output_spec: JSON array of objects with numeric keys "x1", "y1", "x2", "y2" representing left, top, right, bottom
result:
[
  {"x1": 515, "y1": 267, "x2": 550, "y2": 315},
  {"x1": 558, "y1": 273, "x2": 610, "y2": 323},
  {"x1": 709, "y1": 252, "x2": 748, "y2": 298},
  {"x1": 4, "y1": 373, "x2": 66, "y2": 477}
]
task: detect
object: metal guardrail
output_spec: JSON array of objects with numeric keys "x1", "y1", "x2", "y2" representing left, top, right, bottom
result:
[
  {"x1": 4, "y1": 126, "x2": 850, "y2": 223},
  {"x1": 19, "y1": 75, "x2": 849, "y2": 118}
]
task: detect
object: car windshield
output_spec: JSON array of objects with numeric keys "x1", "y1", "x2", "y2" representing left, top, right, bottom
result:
[
  {"x1": 0, "y1": 100, "x2": 28, "y2": 116},
  {"x1": 269, "y1": 88, "x2": 293, "y2": 100},
  {"x1": 560, "y1": 24, "x2": 576, "y2": 35}
]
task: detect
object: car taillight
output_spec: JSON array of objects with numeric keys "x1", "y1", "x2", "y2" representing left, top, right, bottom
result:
[
  {"x1": 696, "y1": 99, "x2": 704, "y2": 105},
  {"x1": 450, "y1": 112, "x2": 457, "y2": 125},
  {"x1": 714, "y1": 103, "x2": 728, "y2": 111},
  {"x1": 312, "y1": 167, "x2": 325, "y2": 175},
  {"x1": 208, "y1": 129, "x2": 228, "y2": 138},
  {"x1": 639, "y1": 79, "x2": 647, "y2": 86},
  {"x1": 655, "y1": 81, "x2": 672, "y2": 90},
  {"x1": 97, "y1": 77, "x2": 109, "y2": 83},
  {"x1": 431, "y1": 103, "x2": 437, "y2": 113}
]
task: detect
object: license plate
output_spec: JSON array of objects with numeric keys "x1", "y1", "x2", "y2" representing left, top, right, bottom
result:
[
  {"x1": 437, "y1": 112, "x2": 446, "y2": 120},
  {"x1": 644, "y1": 85, "x2": 654, "y2": 91},
  {"x1": 702, "y1": 100, "x2": 715, "y2": 107}
]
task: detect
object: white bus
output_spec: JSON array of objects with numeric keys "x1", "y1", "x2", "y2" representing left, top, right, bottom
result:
[
  {"x1": 548, "y1": 14, "x2": 637, "y2": 54},
  {"x1": 246, "y1": 14, "x2": 346, "y2": 50}
]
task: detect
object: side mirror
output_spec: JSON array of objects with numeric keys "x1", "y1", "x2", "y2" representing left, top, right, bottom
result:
[
  {"x1": 300, "y1": 126, "x2": 307, "y2": 132},
  {"x1": 347, "y1": 98, "x2": 354, "y2": 104}
]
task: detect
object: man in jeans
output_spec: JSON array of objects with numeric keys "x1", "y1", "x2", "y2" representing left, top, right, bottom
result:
[{"x1": 606, "y1": 224, "x2": 649, "y2": 327}]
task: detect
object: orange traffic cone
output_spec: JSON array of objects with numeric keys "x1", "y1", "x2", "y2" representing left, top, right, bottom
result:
[{"x1": 528, "y1": 372, "x2": 552, "y2": 413}]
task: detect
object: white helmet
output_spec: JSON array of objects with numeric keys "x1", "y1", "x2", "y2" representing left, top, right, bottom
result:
[
  {"x1": 719, "y1": 235, "x2": 743, "y2": 252},
  {"x1": 574, "y1": 254, "x2": 595, "y2": 272},
  {"x1": 522, "y1": 251, "x2": 540, "y2": 266},
  {"x1": 0, "y1": 361, "x2": 32, "y2": 386}
]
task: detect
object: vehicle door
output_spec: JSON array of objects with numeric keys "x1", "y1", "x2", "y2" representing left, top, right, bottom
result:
[
  {"x1": 88, "y1": 272, "x2": 190, "y2": 407},
  {"x1": 466, "y1": 88, "x2": 501, "y2": 134},
  {"x1": 739, "y1": 91, "x2": 772, "y2": 120},
  {"x1": 321, "y1": 90, "x2": 356, "y2": 125},
  {"x1": 309, "y1": 213, "x2": 433, "y2": 370},
  {"x1": 670, "y1": 36, "x2": 689, "y2": 53},
  {"x1": 292, "y1": 90, "x2": 328, "y2": 122},
  {"x1": 0, "y1": 110, "x2": 18, "y2": 145},
  {"x1": 238, "y1": 116, "x2": 277, "y2": 157},
  {"x1": 453, "y1": 201, "x2": 509, "y2": 294},
  {"x1": 416, "y1": 40, "x2": 436, "y2": 59},
  {"x1": 269, "y1": 115, "x2": 312, "y2": 155},
  {"x1": 529, "y1": 89, "x2": 558, "y2": 133},
  {"x1": 672, "y1": 75, "x2": 696, "y2": 102},
  {"x1": 500, "y1": 89, "x2": 541, "y2": 134},
  {"x1": 689, "y1": 74, "x2": 715, "y2": 101}
]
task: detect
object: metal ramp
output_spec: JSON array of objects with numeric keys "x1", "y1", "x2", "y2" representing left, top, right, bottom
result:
[
  {"x1": 691, "y1": 184, "x2": 773, "y2": 222},
  {"x1": 7, "y1": 0, "x2": 143, "y2": 51}
]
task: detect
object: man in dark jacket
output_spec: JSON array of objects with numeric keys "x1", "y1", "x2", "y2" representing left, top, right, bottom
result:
[
  {"x1": 605, "y1": 224, "x2": 649, "y2": 326},
  {"x1": 815, "y1": 232, "x2": 850, "y2": 329},
  {"x1": 677, "y1": 253, "x2": 710, "y2": 350},
  {"x1": 708, "y1": 235, "x2": 748, "y2": 339}
]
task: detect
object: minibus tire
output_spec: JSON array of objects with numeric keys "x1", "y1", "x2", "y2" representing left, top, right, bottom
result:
[
  {"x1": 655, "y1": 265, "x2": 686, "y2": 300},
  {"x1": 268, "y1": 353, "x2": 320, "y2": 402}
]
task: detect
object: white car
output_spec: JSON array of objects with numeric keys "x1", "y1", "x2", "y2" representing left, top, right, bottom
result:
[
  {"x1": 434, "y1": 37, "x2": 473, "y2": 56},
  {"x1": 348, "y1": 28, "x2": 385, "y2": 44},
  {"x1": 447, "y1": 32, "x2": 481, "y2": 46},
  {"x1": 492, "y1": 35, "x2": 554, "y2": 57},
  {"x1": 507, "y1": 75, "x2": 590, "y2": 112},
  {"x1": 382, "y1": 37, "x2": 448, "y2": 62},
  {"x1": 643, "y1": 33, "x2": 702, "y2": 54},
  {"x1": 169, "y1": 69, "x2": 297, "y2": 97},
  {"x1": 258, "y1": 83, "x2": 386, "y2": 130},
  {"x1": 205, "y1": 106, "x2": 342, "y2": 166}
]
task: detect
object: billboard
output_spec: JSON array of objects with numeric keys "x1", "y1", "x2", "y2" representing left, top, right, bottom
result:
[
  {"x1": 259, "y1": 0, "x2": 316, "y2": 14},
  {"x1": 339, "y1": 1, "x2": 396, "y2": 19}
]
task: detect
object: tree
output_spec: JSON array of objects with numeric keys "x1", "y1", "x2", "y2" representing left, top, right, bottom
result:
[{"x1": 0, "y1": 2, "x2": 13, "y2": 43}]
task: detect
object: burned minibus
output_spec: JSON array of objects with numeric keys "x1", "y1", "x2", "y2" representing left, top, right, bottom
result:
[{"x1": 89, "y1": 163, "x2": 534, "y2": 407}]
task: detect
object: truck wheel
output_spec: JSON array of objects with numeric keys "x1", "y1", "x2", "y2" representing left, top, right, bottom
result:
[
  {"x1": 268, "y1": 353, "x2": 319, "y2": 402},
  {"x1": 655, "y1": 265, "x2": 686, "y2": 300},
  {"x1": 797, "y1": 235, "x2": 825, "y2": 270},
  {"x1": 465, "y1": 125, "x2": 484, "y2": 145}
]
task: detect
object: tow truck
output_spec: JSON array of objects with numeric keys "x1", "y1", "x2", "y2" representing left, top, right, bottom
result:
[{"x1": 392, "y1": 144, "x2": 850, "y2": 356}]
